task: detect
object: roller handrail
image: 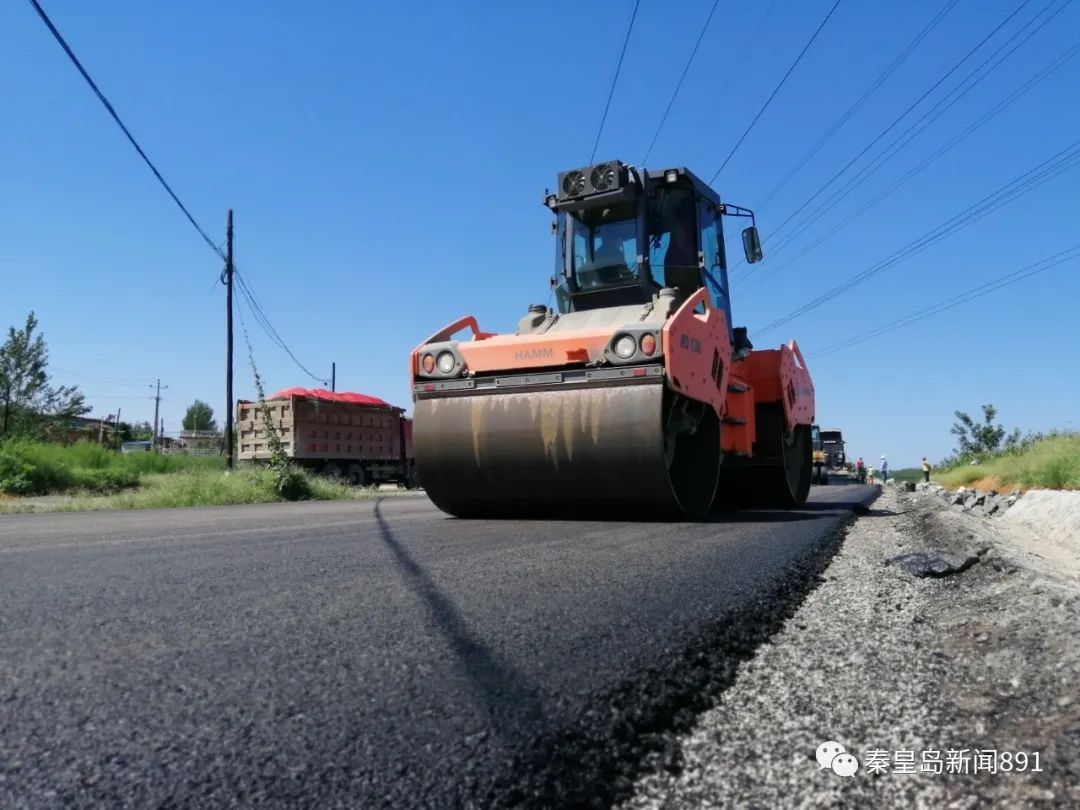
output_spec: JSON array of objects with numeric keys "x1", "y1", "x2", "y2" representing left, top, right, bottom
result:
[
  {"x1": 788, "y1": 339, "x2": 809, "y2": 373},
  {"x1": 422, "y1": 316, "x2": 496, "y2": 346}
]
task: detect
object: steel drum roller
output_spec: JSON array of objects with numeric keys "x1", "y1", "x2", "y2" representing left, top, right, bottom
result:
[{"x1": 414, "y1": 382, "x2": 719, "y2": 519}]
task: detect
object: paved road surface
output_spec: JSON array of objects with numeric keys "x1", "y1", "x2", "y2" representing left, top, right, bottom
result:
[{"x1": 1, "y1": 483, "x2": 874, "y2": 808}]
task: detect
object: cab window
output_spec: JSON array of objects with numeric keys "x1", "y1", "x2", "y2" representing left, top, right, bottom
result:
[
  {"x1": 647, "y1": 186, "x2": 698, "y2": 298},
  {"x1": 698, "y1": 198, "x2": 731, "y2": 332}
]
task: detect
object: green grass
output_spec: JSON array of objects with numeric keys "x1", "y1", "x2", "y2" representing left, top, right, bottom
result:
[
  {"x1": 0, "y1": 439, "x2": 223, "y2": 496},
  {"x1": 931, "y1": 434, "x2": 1080, "y2": 491},
  {"x1": 0, "y1": 439, "x2": 405, "y2": 512},
  {"x1": 0, "y1": 465, "x2": 386, "y2": 513},
  {"x1": 886, "y1": 468, "x2": 925, "y2": 484}
]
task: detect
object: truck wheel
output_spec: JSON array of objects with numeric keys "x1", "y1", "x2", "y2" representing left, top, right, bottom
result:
[
  {"x1": 346, "y1": 464, "x2": 367, "y2": 487},
  {"x1": 320, "y1": 462, "x2": 343, "y2": 479},
  {"x1": 819, "y1": 467, "x2": 828, "y2": 485}
]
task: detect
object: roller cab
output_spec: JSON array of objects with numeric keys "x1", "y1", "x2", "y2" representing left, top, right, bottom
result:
[{"x1": 411, "y1": 160, "x2": 815, "y2": 519}]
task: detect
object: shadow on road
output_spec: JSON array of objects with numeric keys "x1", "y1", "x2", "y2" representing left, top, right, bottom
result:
[{"x1": 372, "y1": 498, "x2": 546, "y2": 739}]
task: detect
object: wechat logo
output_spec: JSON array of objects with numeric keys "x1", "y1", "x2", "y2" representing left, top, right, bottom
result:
[{"x1": 816, "y1": 740, "x2": 859, "y2": 777}]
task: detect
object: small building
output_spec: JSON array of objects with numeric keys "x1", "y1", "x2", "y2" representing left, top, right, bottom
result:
[
  {"x1": 48, "y1": 415, "x2": 118, "y2": 446},
  {"x1": 179, "y1": 430, "x2": 223, "y2": 456}
]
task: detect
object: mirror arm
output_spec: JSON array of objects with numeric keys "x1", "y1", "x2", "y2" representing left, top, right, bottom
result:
[{"x1": 716, "y1": 202, "x2": 756, "y2": 227}]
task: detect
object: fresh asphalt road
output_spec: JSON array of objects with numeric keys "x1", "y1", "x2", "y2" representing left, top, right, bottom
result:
[{"x1": 0, "y1": 481, "x2": 876, "y2": 809}]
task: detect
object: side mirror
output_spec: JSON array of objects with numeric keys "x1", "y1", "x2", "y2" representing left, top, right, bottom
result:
[{"x1": 742, "y1": 226, "x2": 763, "y2": 264}]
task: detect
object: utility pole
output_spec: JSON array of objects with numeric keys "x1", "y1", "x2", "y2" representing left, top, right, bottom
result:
[
  {"x1": 150, "y1": 378, "x2": 167, "y2": 450},
  {"x1": 225, "y1": 209, "x2": 235, "y2": 470},
  {"x1": 331, "y1": 362, "x2": 336, "y2": 393},
  {"x1": 115, "y1": 407, "x2": 122, "y2": 451}
]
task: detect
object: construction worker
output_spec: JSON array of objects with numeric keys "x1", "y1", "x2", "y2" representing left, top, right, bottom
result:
[
  {"x1": 880, "y1": 455, "x2": 889, "y2": 484},
  {"x1": 855, "y1": 456, "x2": 865, "y2": 484},
  {"x1": 867, "y1": 463, "x2": 876, "y2": 485},
  {"x1": 922, "y1": 457, "x2": 931, "y2": 483}
]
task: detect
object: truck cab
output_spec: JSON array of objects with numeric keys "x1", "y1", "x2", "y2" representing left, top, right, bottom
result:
[{"x1": 820, "y1": 429, "x2": 846, "y2": 468}]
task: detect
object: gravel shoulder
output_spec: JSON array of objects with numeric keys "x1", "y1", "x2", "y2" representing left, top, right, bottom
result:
[{"x1": 621, "y1": 486, "x2": 1080, "y2": 809}]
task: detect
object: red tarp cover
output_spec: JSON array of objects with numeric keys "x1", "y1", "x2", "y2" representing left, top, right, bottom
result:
[{"x1": 269, "y1": 387, "x2": 392, "y2": 408}]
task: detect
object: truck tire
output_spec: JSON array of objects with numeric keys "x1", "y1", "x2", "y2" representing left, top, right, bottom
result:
[{"x1": 346, "y1": 464, "x2": 367, "y2": 487}]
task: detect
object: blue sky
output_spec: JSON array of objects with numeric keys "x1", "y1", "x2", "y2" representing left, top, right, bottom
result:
[{"x1": 2, "y1": 0, "x2": 1078, "y2": 465}]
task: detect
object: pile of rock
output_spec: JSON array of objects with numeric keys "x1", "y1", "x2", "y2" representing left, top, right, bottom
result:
[{"x1": 914, "y1": 481, "x2": 1023, "y2": 519}]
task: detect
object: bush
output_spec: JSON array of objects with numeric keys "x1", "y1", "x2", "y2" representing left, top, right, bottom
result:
[
  {"x1": 0, "y1": 439, "x2": 223, "y2": 495},
  {"x1": 119, "y1": 452, "x2": 224, "y2": 475},
  {"x1": 0, "y1": 449, "x2": 38, "y2": 494},
  {"x1": 272, "y1": 465, "x2": 314, "y2": 501},
  {"x1": 0, "y1": 440, "x2": 75, "y2": 494},
  {"x1": 72, "y1": 467, "x2": 139, "y2": 493},
  {"x1": 56, "y1": 441, "x2": 115, "y2": 470}
]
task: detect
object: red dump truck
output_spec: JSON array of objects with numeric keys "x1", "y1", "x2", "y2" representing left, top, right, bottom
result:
[{"x1": 236, "y1": 387, "x2": 416, "y2": 487}]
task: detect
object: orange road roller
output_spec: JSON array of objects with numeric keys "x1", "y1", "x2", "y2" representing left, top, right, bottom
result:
[{"x1": 410, "y1": 160, "x2": 815, "y2": 519}]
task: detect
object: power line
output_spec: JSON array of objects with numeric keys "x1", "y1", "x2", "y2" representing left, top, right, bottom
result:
[
  {"x1": 757, "y1": 0, "x2": 1070, "y2": 265},
  {"x1": 707, "y1": 0, "x2": 842, "y2": 185},
  {"x1": 26, "y1": 0, "x2": 224, "y2": 261},
  {"x1": 812, "y1": 244, "x2": 1080, "y2": 357},
  {"x1": 27, "y1": 1, "x2": 325, "y2": 389},
  {"x1": 235, "y1": 273, "x2": 326, "y2": 384},
  {"x1": 640, "y1": 0, "x2": 720, "y2": 166},
  {"x1": 80, "y1": 395, "x2": 157, "y2": 401},
  {"x1": 589, "y1": 0, "x2": 641, "y2": 164},
  {"x1": 754, "y1": 137, "x2": 1080, "y2": 336},
  {"x1": 739, "y1": 0, "x2": 1036, "y2": 272},
  {"x1": 234, "y1": 273, "x2": 329, "y2": 386},
  {"x1": 234, "y1": 283, "x2": 301, "y2": 396},
  {"x1": 755, "y1": 0, "x2": 961, "y2": 213},
  {"x1": 760, "y1": 140, "x2": 1080, "y2": 334},
  {"x1": 28, "y1": 0, "x2": 358, "y2": 397},
  {"x1": 48, "y1": 367, "x2": 157, "y2": 386},
  {"x1": 686, "y1": 0, "x2": 779, "y2": 160},
  {"x1": 738, "y1": 31, "x2": 1080, "y2": 297}
]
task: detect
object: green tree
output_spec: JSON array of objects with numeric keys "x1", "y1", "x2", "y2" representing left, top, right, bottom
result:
[
  {"x1": 0, "y1": 312, "x2": 87, "y2": 439},
  {"x1": 129, "y1": 420, "x2": 154, "y2": 440},
  {"x1": 182, "y1": 400, "x2": 218, "y2": 431},
  {"x1": 950, "y1": 404, "x2": 1020, "y2": 458},
  {"x1": 116, "y1": 420, "x2": 153, "y2": 442}
]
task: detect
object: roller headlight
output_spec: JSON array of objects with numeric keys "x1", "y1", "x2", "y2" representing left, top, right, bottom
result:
[
  {"x1": 614, "y1": 335, "x2": 637, "y2": 359},
  {"x1": 421, "y1": 354, "x2": 435, "y2": 374},
  {"x1": 436, "y1": 352, "x2": 456, "y2": 374},
  {"x1": 640, "y1": 333, "x2": 657, "y2": 356}
]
